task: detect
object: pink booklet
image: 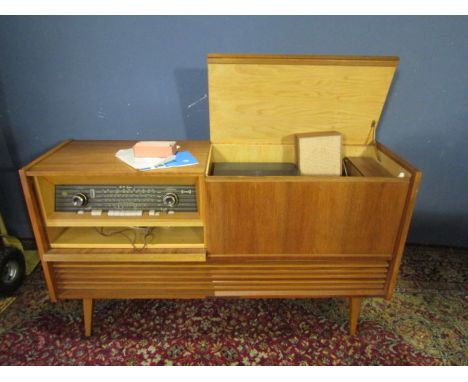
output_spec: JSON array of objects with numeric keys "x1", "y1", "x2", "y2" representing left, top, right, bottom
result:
[{"x1": 133, "y1": 141, "x2": 178, "y2": 158}]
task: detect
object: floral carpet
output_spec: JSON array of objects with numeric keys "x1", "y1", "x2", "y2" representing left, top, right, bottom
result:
[{"x1": 0, "y1": 245, "x2": 466, "y2": 365}]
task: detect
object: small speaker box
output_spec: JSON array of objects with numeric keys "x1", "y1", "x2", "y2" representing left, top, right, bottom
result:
[{"x1": 295, "y1": 132, "x2": 342, "y2": 176}]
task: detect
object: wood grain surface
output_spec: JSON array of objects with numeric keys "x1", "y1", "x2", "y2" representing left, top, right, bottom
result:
[
  {"x1": 24, "y1": 140, "x2": 210, "y2": 176},
  {"x1": 205, "y1": 179, "x2": 409, "y2": 254},
  {"x1": 208, "y1": 55, "x2": 397, "y2": 145},
  {"x1": 50, "y1": 259, "x2": 389, "y2": 299}
]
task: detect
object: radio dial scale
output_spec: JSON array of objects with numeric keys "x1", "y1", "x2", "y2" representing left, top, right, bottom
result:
[{"x1": 55, "y1": 184, "x2": 197, "y2": 213}]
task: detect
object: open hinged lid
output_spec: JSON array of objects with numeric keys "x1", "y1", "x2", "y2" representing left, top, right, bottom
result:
[{"x1": 207, "y1": 54, "x2": 399, "y2": 145}]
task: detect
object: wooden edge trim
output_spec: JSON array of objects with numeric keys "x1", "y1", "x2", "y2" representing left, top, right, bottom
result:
[
  {"x1": 204, "y1": 144, "x2": 213, "y2": 176},
  {"x1": 213, "y1": 290, "x2": 385, "y2": 298},
  {"x1": 58, "y1": 292, "x2": 209, "y2": 300},
  {"x1": 208, "y1": 253, "x2": 392, "y2": 262},
  {"x1": 294, "y1": 135, "x2": 300, "y2": 166},
  {"x1": 21, "y1": 139, "x2": 73, "y2": 174},
  {"x1": 205, "y1": 175, "x2": 408, "y2": 183},
  {"x1": 198, "y1": 176, "x2": 208, "y2": 247},
  {"x1": 44, "y1": 253, "x2": 207, "y2": 262},
  {"x1": 377, "y1": 143, "x2": 421, "y2": 175},
  {"x1": 384, "y1": 170, "x2": 422, "y2": 299},
  {"x1": 18, "y1": 170, "x2": 57, "y2": 301},
  {"x1": 25, "y1": 170, "x2": 206, "y2": 177},
  {"x1": 295, "y1": 131, "x2": 342, "y2": 139},
  {"x1": 46, "y1": 247, "x2": 206, "y2": 255},
  {"x1": 208, "y1": 53, "x2": 399, "y2": 67},
  {"x1": 44, "y1": 214, "x2": 204, "y2": 228}
]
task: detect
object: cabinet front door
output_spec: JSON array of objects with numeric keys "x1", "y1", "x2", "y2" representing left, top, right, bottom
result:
[{"x1": 205, "y1": 179, "x2": 409, "y2": 255}]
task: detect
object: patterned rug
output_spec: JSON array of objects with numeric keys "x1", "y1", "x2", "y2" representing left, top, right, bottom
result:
[{"x1": 0, "y1": 245, "x2": 466, "y2": 365}]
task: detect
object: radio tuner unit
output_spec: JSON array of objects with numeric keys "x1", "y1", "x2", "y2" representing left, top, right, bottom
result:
[{"x1": 55, "y1": 184, "x2": 197, "y2": 213}]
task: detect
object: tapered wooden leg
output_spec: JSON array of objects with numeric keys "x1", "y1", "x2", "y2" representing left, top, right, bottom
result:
[
  {"x1": 83, "y1": 299, "x2": 93, "y2": 337},
  {"x1": 349, "y1": 297, "x2": 362, "y2": 336}
]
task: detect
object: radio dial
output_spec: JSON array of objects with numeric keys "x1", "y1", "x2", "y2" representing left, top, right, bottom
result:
[
  {"x1": 72, "y1": 193, "x2": 88, "y2": 207},
  {"x1": 162, "y1": 192, "x2": 179, "y2": 207}
]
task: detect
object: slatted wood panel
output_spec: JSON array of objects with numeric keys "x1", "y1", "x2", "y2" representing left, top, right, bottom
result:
[{"x1": 51, "y1": 260, "x2": 389, "y2": 299}]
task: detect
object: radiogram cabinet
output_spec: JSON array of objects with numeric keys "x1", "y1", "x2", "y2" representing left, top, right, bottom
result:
[{"x1": 20, "y1": 54, "x2": 421, "y2": 336}]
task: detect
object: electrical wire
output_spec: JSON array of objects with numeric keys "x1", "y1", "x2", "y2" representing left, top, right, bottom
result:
[{"x1": 94, "y1": 226, "x2": 155, "y2": 252}]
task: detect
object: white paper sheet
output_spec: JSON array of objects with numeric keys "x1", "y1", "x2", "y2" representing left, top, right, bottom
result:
[{"x1": 115, "y1": 148, "x2": 176, "y2": 171}]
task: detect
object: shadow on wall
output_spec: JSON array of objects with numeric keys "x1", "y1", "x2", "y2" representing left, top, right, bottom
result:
[
  {"x1": 174, "y1": 68, "x2": 210, "y2": 140},
  {"x1": 0, "y1": 75, "x2": 32, "y2": 237},
  {"x1": 0, "y1": 76, "x2": 19, "y2": 169},
  {"x1": 409, "y1": 211, "x2": 467, "y2": 248}
]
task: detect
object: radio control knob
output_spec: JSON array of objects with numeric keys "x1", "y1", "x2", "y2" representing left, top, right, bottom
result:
[
  {"x1": 162, "y1": 192, "x2": 179, "y2": 207},
  {"x1": 72, "y1": 193, "x2": 88, "y2": 207}
]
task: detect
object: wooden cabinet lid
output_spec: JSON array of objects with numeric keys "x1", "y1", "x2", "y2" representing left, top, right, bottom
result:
[
  {"x1": 23, "y1": 140, "x2": 211, "y2": 176},
  {"x1": 207, "y1": 54, "x2": 399, "y2": 145}
]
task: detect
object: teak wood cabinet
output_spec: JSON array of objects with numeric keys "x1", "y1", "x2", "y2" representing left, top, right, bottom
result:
[{"x1": 20, "y1": 54, "x2": 421, "y2": 336}]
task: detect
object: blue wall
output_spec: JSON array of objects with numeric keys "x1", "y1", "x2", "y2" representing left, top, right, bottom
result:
[{"x1": 0, "y1": 16, "x2": 467, "y2": 247}]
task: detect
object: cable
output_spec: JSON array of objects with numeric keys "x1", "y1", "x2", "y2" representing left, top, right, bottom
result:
[{"x1": 94, "y1": 226, "x2": 155, "y2": 252}]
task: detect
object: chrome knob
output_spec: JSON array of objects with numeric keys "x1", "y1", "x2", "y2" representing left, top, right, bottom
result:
[
  {"x1": 162, "y1": 192, "x2": 179, "y2": 207},
  {"x1": 72, "y1": 193, "x2": 88, "y2": 207}
]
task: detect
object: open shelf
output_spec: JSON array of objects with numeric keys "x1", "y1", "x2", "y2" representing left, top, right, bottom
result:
[{"x1": 48, "y1": 226, "x2": 204, "y2": 249}]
